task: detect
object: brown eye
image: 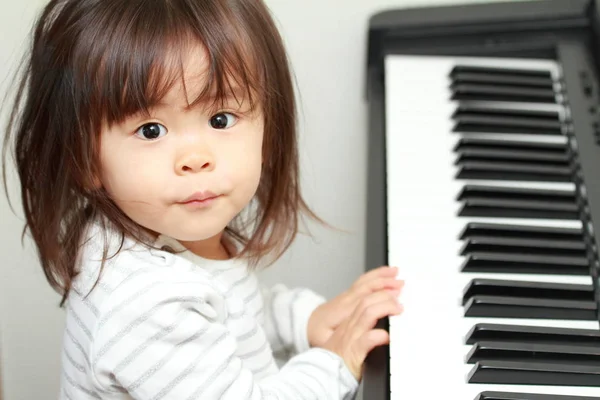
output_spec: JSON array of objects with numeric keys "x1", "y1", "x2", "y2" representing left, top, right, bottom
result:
[
  {"x1": 135, "y1": 123, "x2": 167, "y2": 140},
  {"x1": 209, "y1": 113, "x2": 237, "y2": 129}
]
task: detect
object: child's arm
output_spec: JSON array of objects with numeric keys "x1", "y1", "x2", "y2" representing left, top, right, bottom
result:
[
  {"x1": 259, "y1": 283, "x2": 326, "y2": 358},
  {"x1": 89, "y1": 270, "x2": 357, "y2": 399}
]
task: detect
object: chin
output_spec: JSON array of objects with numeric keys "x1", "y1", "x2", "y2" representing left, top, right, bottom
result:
[{"x1": 164, "y1": 225, "x2": 227, "y2": 242}]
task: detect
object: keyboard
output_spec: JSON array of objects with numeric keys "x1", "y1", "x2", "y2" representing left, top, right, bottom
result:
[{"x1": 363, "y1": 1, "x2": 600, "y2": 399}]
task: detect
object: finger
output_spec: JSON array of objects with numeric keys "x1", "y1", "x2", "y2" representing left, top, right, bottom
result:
[
  {"x1": 355, "y1": 288, "x2": 397, "y2": 311},
  {"x1": 363, "y1": 276, "x2": 404, "y2": 294},
  {"x1": 348, "y1": 291, "x2": 403, "y2": 332},
  {"x1": 346, "y1": 277, "x2": 405, "y2": 304},
  {"x1": 355, "y1": 329, "x2": 390, "y2": 365},
  {"x1": 351, "y1": 266, "x2": 398, "y2": 289},
  {"x1": 359, "y1": 297, "x2": 403, "y2": 332}
]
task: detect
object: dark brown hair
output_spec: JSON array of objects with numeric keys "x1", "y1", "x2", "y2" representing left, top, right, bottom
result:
[{"x1": 2, "y1": 0, "x2": 325, "y2": 306}]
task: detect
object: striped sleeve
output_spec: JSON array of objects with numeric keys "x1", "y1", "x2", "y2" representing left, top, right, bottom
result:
[
  {"x1": 260, "y1": 283, "x2": 327, "y2": 356},
  {"x1": 89, "y1": 272, "x2": 357, "y2": 399}
]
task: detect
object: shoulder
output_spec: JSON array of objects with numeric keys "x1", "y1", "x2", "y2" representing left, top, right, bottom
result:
[
  {"x1": 73, "y1": 218, "x2": 231, "y2": 341},
  {"x1": 73, "y1": 218, "x2": 228, "y2": 299}
]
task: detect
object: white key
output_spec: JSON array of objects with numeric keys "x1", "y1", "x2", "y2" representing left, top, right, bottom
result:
[
  {"x1": 458, "y1": 271, "x2": 592, "y2": 286},
  {"x1": 385, "y1": 54, "x2": 600, "y2": 399}
]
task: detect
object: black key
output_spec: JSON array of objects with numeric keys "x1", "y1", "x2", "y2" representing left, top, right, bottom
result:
[
  {"x1": 467, "y1": 360, "x2": 600, "y2": 387},
  {"x1": 458, "y1": 197, "x2": 579, "y2": 219},
  {"x1": 454, "y1": 137, "x2": 570, "y2": 163},
  {"x1": 466, "y1": 341, "x2": 600, "y2": 365},
  {"x1": 457, "y1": 185, "x2": 579, "y2": 220},
  {"x1": 464, "y1": 295, "x2": 596, "y2": 320},
  {"x1": 451, "y1": 71, "x2": 553, "y2": 88},
  {"x1": 452, "y1": 107, "x2": 562, "y2": 135},
  {"x1": 450, "y1": 65, "x2": 553, "y2": 80},
  {"x1": 456, "y1": 160, "x2": 573, "y2": 182},
  {"x1": 462, "y1": 279, "x2": 594, "y2": 306},
  {"x1": 453, "y1": 105, "x2": 560, "y2": 118},
  {"x1": 460, "y1": 236, "x2": 587, "y2": 257},
  {"x1": 450, "y1": 83, "x2": 557, "y2": 103},
  {"x1": 475, "y1": 390, "x2": 600, "y2": 400},
  {"x1": 460, "y1": 252, "x2": 589, "y2": 275},
  {"x1": 459, "y1": 223, "x2": 584, "y2": 242},
  {"x1": 465, "y1": 324, "x2": 600, "y2": 347}
]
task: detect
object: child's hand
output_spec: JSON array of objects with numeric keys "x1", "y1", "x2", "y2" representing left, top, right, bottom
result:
[
  {"x1": 307, "y1": 266, "x2": 403, "y2": 348},
  {"x1": 320, "y1": 288, "x2": 403, "y2": 381}
]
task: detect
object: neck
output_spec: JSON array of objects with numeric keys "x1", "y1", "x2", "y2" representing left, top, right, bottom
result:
[{"x1": 179, "y1": 231, "x2": 231, "y2": 260}]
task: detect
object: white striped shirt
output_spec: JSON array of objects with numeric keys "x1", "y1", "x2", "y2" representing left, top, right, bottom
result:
[{"x1": 58, "y1": 221, "x2": 359, "y2": 399}]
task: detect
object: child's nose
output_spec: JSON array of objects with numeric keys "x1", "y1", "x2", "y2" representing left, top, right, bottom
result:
[{"x1": 175, "y1": 150, "x2": 215, "y2": 174}]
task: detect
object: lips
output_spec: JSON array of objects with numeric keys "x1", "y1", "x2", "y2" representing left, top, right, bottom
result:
[{"x1": 180, "y1": 191, "x2": 219, "y2": 203}]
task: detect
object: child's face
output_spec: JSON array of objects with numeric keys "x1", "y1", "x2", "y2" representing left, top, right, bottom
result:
[{"x1": 98, "y1": 47, "x2": 263, "y2": 244}]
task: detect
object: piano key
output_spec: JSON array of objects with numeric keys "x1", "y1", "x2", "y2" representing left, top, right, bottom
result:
[
  {"x1": 457, "y1": 185, "x2": 579, "y2": 220},
  {"x1": 467, "y1": 360, "x2": 600, "y2": 387},
  {"x1": 459, "y1": 223, "x2": 584, "y2": 241},
  {"x1": 463, "y1": 296, "x2": 597, "y2": 320},
  {"x1": 461, "y1": 316, "x2": 599, "y2": 334},
  {"x1": 384, "y1": 55, "x2": 600, "y2": 399},
  {"x1": 460, "y1": 252, "x2": 590, "y2": 275},
  {"x1": 474, "y1": 391, "x2": 600, "y2": 400},
  {"x1": 459, "y1": 180, "x2": 575, "y2": 191},
  {"x1": 459, "y1": 272, "x2": 592, "y2": 286},
  {"x1": 452, "y1": 110, "x2": 562, "y2": 135},
  {"x1": 451, "y1": 105, "x2": 562, "y2": 121},
  {"x1": 455, "y1": 151, "x2": 571, "y2": 168},
  {"x1": 450, "y1": 71, "x2": 554, "y2": 88},
  {"x1": 450, "y1": 83, "x2": 557, "y2": 103},
  {"x1": 465, "y1": 341, "x2": 600, "y2": 365},
  {"x1": 457, "y1": 185, "x2": 578, "y2": 203},
  {"x1": 450, "y1": 65, "x2": 553, "y2": 80},
  {"x1": 456, "y1": 160, "x2": 574, "y2": 182},
  {"x1": 460, "y1": 236, "x2": 586, "y2": 257},
  {"x1": 457, "y1": 132, "x2": 569, "y2": 146},
  {"x1": 465, "y1": 324, "x2": 600, "y2": 346},
  {"x1": 462, "y1": 279, "x2": 595, "y2": 305},
  {"x1": 453, "y1": 114, "x2": 562, "y2": 135},
  {"x1": 459, "y1": 217, "x2": 582, "y2": 230},
  {"x1": 459, "y1": 198, "x2": 579, "y2": 219},
  {"x1": 453, "y1": 137, "x2": 570, "y2": 163},
  {"x1": 457, "y1": 380, "x2": 600, "y2": 397}
]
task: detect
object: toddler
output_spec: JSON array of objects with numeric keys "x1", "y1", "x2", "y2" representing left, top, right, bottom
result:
[{"x1": 2, "y1": 0, "x2": 404, "y2": 398}]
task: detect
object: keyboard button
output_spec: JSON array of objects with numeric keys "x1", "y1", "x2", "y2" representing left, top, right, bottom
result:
[
  {"x1": 460, "y1": 252, "x2": 589, "y2": 275},
  {"x1": 465, "y1": 341, "x2": 600, "y2": 365},
  {"x1": 452, "y1": 107, "x2": 562, "y2": 135},
  {"x1": 465, "y1": 324, "x2": 600, "y2": 346},
  {"x1": 474, "y1": 390, "x2": 600, "y2": 399},
  {"x1": 454, "y1": 138, "x2": 570, "y2": 163},
  {"x1": 460, "y1": 236, "x2": 587, "y2": 257},
  {"x1": 459, "y1": 223, "x2": 583, "y2": 242},
  {"x1": 462, "y1": 279, "x2": 595, "y2": 306},
  {"x1": 450, "y1": 83, "x2": 557, "y2": 103},
  {"x1": 457, "y1": 185, "x2": 579, "y2": 220},
  {"x1": 463, "y1": 296, "x2": 597, "y2": 320},
  {"x1": 467, "y1": 360, "x2": 600, "y2": 387},
  {"x1": 456, "y1": 160, "x2": 573, "y2": 182}
]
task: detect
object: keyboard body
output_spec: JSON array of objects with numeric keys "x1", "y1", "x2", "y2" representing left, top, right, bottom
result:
[{"x1": 364, "y1": 1, "x2": 600, "y2": 399}]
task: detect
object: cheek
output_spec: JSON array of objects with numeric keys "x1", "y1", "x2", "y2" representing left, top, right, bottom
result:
[
  {"x1": 224, "y1": 132, "x2": 263, "y2": 199},
  {"x1": 100, "y1": 141, "x2": 165, "y2": 202}
]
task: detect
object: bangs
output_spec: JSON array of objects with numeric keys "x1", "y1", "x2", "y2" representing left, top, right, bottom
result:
[{"x1": 73, "y1": 0, "x2": 265, "y2": 129}]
